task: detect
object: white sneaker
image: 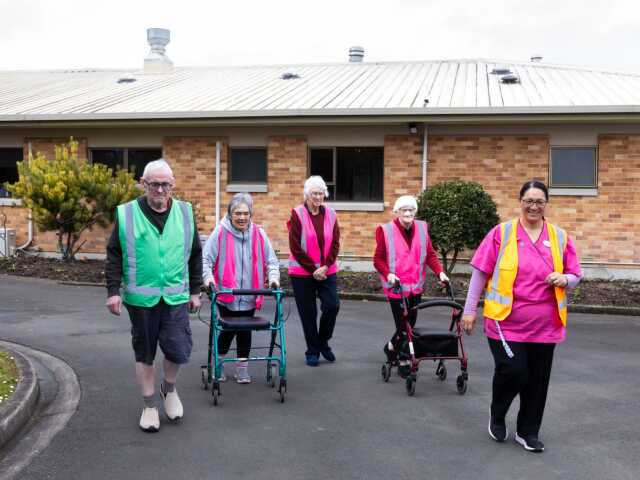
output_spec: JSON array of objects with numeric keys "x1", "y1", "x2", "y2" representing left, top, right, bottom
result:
[
  {"x1": 235, "y1": 361, "x2": 252, "y2": 384},
  {"x1": 160, "y1": 388, "x2": 183, "y2": 421},
  {"x1": 139, "y1": 407, "x2": 160, "y2": 433}
]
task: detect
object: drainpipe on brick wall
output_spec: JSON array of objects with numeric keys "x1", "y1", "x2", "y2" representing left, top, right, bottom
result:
[
  {"x1": 421, "y1": 124, "x2": 429, "y2": 191},
  {"x1": 215, "y1": 141, "x2": 221, "y2": 225},
  {"x1": 17, "y1": 142, "x2": 34, "y2": 250}
]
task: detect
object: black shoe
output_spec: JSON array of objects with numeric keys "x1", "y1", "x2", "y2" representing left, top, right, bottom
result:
[
  {"x1": 488, "y1": 416, "x2": 508, "y2": 442},
  {"x1": 398, "y1": 362, "x2": 411, "y2": 379},
  {"x1": 383, "y1": 344, "x2": 396, "y2": 363},
  {"x1": 515, "y1": 433, "x2": 545, "y2": 452},
  {"x1": 320, "y1": 348, "x2": 336, "y2": 362}
]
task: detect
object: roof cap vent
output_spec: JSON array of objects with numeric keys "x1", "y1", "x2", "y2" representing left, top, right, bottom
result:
[
  {"x1": 280, "y1": 72, "x2": 301, "y2": 80},
  {"x1": 144, "y1": 28, "x2": 173, "y2": 73},
  {"x1": 530, "y1": 55, "x2": 543, "y2": 62},
  {"x1": 491, "y1": 67, "x2": 512, "y2": 75},
  {"x1": 349, "y1": 46, "x2": 364, "y2": 63},
  {"x1": 500, "y1": 73, "x2": 520, "y2": 84}
]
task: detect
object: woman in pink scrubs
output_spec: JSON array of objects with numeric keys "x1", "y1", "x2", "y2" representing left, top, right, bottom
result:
[{"x1": 462, "y1": 180, "x2": 582, "y2": 453}]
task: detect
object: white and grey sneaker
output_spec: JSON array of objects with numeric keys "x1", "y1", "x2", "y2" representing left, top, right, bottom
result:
[
  {"x1": 235, "y1": 361, "x2": 252, "y2": 384},
  {"x1": 139, "y1": 407, "x2": 160, "y2": 433},
  {"x1": 515, "y1": 432, "x2": 545, "y2": 452},
  {"x1": 217, "y1": 363, "x2": 227, "y2": 382},
  {"x1": 160, "y1": 388, "x2": 183, "y2": 421}
]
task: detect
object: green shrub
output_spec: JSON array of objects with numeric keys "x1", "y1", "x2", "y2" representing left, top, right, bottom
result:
[{"x1": 417, "y1": 180, "x2": 499, "y2": 274}]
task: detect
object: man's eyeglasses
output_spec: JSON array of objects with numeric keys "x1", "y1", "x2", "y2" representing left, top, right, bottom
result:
[
  {"x1": 521, "y1": 199, "x2": 547, "y2": 207},
  {"x1": 145, "y1": 181, "x2": 173, "y2": 191}
]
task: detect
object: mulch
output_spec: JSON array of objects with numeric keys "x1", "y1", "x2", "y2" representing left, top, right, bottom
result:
[{"x1": 1, "y1": 254, "x2": 640, "y2": 308}]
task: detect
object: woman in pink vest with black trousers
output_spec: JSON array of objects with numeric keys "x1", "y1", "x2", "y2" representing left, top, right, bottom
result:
[
  {"x1": 374, "y1": 195, "x2": 449, "y2": 377},
  {"x1": 288, "y1": 176, "x2": 341, "y2": 367}
]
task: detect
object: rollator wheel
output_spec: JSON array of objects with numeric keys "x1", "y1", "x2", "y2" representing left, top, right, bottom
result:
[
  {"x1": 405, "y1": 375, "x2": 416, "y2": 396},
  {"x1": 278, "y1": 378, "x2": 287, "y2": 403},
  {"x1": 381, "y1": 364, "x2": 391, "y2": 383},
  {"x1": 456, "y1": 375, "x2": 467, "y2": 395},
  {"x1": 212, "y1": 382, "x2": 221, "y2": 406},
  {"x1": 436, "y1": 362, "x2": 447, "y2": 381},
  {"x1": 201, "y1": 367, "x2": 209, "y2": 390}
]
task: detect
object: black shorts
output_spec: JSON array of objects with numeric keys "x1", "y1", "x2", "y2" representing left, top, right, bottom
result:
[{"x1": 125, "y1": 299, "x2": 192, "y2": 365}]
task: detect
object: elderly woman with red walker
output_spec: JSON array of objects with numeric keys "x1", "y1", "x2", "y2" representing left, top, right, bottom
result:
[
  {"x1": 374, "y1": 195, "x2": 449, "y2": 377},
  {"x1": 288, "y1": 176, "x2": 341, "y2": 367},
  {"x1": 462, "y1": 180, "x2": 582, "y2": 453}
]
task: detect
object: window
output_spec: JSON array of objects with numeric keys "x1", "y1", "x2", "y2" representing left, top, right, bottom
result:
[
  {"x1": 90, "y1": 148, "x2": 162, "y2": 180},
  {"x1": 0, "y1": 148, "x2": 22, "y2": 198},
  {"x1": 550, "y1": 147, "x2": 597, "y2": 188},
  {"x1": 309, "y1": 147, "x2": 383, "y2": 202},
  {"x1": 228, "y1": 148, "x2": 267, "y2": 184}
]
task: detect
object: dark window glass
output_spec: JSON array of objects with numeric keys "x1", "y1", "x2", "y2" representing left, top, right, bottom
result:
[
  {"x1": 128, "y1": 149, "x2": 162, "y2": 180},
  {"x1": 335, "y1": 147, "x2": 383, "y2": 201},
  {"x1": 0, "y1": 148, "x2": 23, "y2": 198},
  {"x1": 550, "y1": 147, "x2": 597, "y2": 188},
  {"x1": 91, "y1": 149, "x2": 124, "y2": 174},
  {"x1": 309, "y1": 148, "x2": 334, "y2": 183},
  {"x1": 229, "y1": 148, "x2": 267, "y2": 183}
]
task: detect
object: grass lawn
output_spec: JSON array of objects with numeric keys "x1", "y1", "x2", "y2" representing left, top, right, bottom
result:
[{"x1": 0, "y1": 349, "x2": 19, "y2": 405}]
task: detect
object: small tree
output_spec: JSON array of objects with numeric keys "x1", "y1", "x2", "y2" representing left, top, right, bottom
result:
[
  {"x1": 416, "y1": 180, "x2": 499, "y2": 275},
  {"x1": 8, "y1": 138, "x2": 142, "y2": 260}
]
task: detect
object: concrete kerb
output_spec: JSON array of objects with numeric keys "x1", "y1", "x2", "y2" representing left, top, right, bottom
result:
[{"x1": 0, "y1": 343, "x2": 39, "y2": 450}]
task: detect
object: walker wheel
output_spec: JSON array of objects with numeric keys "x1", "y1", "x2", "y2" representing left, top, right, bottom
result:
[
  {"x1": 456, "y1": 375, "x2": 467, "y2": 395},
  {"x1": 201, "y1": 367, "x2": 209, "y2": 390},
  {"x1": 278, "y1": 378, "x2": 287, "y2": 403},
  {"x1": 381, "y1": 364, "x2": 391, "y2": 383},
  {"x1": 436, "y1": 362, "x2": 447, "y2": 381},
  {"x1": 405, "y1": 375, "x2": 416, "y2": 396},
  {"x1": 212, "y1": 382, "x2": 221, "y2": 406}
]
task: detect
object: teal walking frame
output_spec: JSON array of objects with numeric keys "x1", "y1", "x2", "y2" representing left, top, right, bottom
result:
[{"x1": 201, "y1": 288, "x2": 287, "y2": 404}]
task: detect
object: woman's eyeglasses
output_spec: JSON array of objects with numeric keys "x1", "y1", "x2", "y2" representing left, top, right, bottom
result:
[
  {"x1": 521, "y1": 199, "x2": 547, "y2": 207},
  {"x1": 144, "y1": 181, "x2": 173, "y2": 191}
]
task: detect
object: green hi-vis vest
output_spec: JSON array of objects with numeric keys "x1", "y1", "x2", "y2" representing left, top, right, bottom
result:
[{"x1": 118, "y1": 199, "x2": 194, "y2": 307}]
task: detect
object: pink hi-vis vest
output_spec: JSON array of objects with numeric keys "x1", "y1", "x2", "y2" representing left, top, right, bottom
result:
[
  {"x1": 288, "y1": 205, "x2": 338, "y2": 277},
  {"x1": 214, "y1": 223, "x2": 267, "y2": 310},
  {"x1": 379, "y1": 220, "x2": 429, "y2": 299}
]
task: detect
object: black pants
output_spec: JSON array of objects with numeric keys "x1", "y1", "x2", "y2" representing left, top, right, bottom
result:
[
  {"x1": 217, "y1": 305, "x2": 255, "y2": 358},
  {"x1": 387, "y1": 294, "x2": 422, "y2": 350},
  {"x1": 290, "y1": 274, "x2": 340, "y2": 356},
  {"x1": 488, "y1": 338, "x2": 556, "y2": 437}
]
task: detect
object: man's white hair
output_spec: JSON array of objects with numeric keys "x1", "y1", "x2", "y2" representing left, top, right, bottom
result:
[
  {"x1": 142, "y1": 158, "x2": 174, "y2": 180},
  {"x1": 303, "y1": 175, "x2": 329, "y2": 199}
]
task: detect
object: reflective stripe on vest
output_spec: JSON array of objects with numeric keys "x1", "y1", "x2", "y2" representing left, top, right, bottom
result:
[{"x1": 121, "y1": 200, "x2": 192, "y2": 300}]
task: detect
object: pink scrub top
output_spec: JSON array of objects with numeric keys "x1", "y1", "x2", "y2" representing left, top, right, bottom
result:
[{"x1": 471, "y1": 222, "x2": 582, "y2": 343}]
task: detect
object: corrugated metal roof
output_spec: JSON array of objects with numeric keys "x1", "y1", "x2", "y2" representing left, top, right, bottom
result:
[{"x1": 2, "y1": 59, "x2": 640, "y2": 121}]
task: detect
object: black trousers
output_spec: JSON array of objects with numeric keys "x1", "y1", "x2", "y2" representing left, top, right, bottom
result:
[
  {"x1": 488, "y1": 337, "x2": 556, "y2": 437},
  {"x1": 290, "y1": 274, "x2": 340, "y2": 356},
  {"x1": 217, "y1": 305, "x2": 255, "y2": 358},
  {"x1": 387, "y1": 294, "x2": 422, "y2": 350}
]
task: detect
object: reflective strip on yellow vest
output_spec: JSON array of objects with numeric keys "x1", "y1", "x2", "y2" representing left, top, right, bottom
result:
[{"x1": 483, "y1": 219, "x2": 568, "y2": 326}]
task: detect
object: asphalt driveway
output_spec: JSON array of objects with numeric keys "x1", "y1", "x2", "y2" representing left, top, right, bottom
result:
[{"x1": 1, "y1": 275, "x2": 639, "y2": 480}]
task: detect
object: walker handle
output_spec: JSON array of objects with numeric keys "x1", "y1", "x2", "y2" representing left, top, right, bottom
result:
[
  {"x1": 230, "y1": 288, "x2": 281, "y2": 296},
  {"x1": 414, "y1": 299, "x2": 463, "y2": 312}
]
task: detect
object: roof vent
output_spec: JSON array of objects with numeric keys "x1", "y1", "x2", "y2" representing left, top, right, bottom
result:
[
  {"x1": 144, "y1": 28, "x2": 173, "y2": 73},
  {"x1": 280, "y1": 72, "x2": 300, "y2": 80},
  {"x1": 349, "y1": 46, "x2": 364, "y2": 63},
  {"x1": 530, "y1": 55, "x2": 543, "y2": 63},
  {"x1": 117, "y1": 77, "x2": 137, "y2": 84},
  {"x1": 491, "y1": 67, "x2": 512, "y2": 75},
  {"x1": 500, "y1": 73, "x2": 520, "y2": 84}
]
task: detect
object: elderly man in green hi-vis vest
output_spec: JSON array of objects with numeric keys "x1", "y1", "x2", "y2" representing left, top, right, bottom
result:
[{"x1": 105, "y1": 159, "x2": 202, "y2": 433}]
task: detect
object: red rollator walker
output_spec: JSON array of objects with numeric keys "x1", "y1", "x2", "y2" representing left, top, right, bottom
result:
[{"x1": 381, "y1": 281, "x2": 468, "y2": 396}]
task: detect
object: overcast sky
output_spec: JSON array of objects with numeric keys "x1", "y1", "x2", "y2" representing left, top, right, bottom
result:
[{"x1": 0, "y1": 0, "x2": 638, "y2": 73}]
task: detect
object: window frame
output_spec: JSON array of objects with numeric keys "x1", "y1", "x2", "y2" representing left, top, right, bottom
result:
[
  {"x1": 226, "y1": 147, "x2": 268, "y2": 192},
  {"x1": 308, "y1": 146, "x2": 384, "y2": 210},
  {"x1": 89, "y1": 147, "x2": 162, "y2": 180},
  {"x1": 549, "y1": 145, "x2": 598, "y2": 196}
]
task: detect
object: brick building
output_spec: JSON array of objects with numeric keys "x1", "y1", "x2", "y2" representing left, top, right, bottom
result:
[{"x1": 1, "y1": 30, "x2": 639, "y2": 278}]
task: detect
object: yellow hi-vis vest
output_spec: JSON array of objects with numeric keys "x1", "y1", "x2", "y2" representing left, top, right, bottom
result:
[{"x1": 483, "y1": 218, "x2": 568, "y2": 326}]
